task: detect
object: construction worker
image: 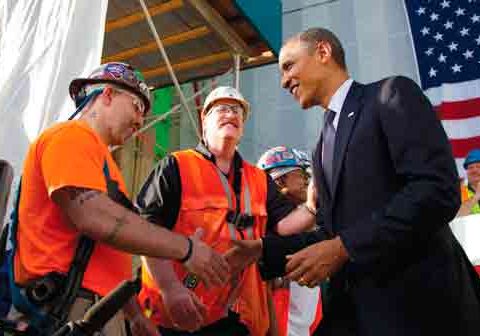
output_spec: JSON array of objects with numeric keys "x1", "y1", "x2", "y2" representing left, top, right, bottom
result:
[
  {"x1": 257, "y1": 146, "x2": 322, "y2": 336},
  {"x1": 458, "y1": 149, "x2": 480, "y2": 217},
  {"x1": 136, "y1": 86, "x2": 317, "y2": 335},
  {"x1": 5, "y1": 62, "x2": 229, "y2": 335}
]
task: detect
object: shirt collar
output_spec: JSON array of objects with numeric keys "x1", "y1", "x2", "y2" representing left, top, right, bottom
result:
[
  {"x1": 327, "y1": 78, "x2": 353, "y2": 129},
  {"x1": 195, "y1": 142, "x2": 243, "y2": 173},
  {"x1": 195, "y1": 142, "x2": 215, "y2": 162}
]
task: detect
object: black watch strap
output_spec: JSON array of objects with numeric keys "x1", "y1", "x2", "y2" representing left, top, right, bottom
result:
[{"x1": 179, "y1": 237, "x2": 193, "y2": 263}]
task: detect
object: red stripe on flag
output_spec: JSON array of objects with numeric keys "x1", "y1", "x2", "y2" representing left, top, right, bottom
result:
[
  {"x1": 450, "y1": 136, "x2": 480, "y2": 158},
  {"x1": 435, "y1": 98, "x2": 480, "y2": 120}
]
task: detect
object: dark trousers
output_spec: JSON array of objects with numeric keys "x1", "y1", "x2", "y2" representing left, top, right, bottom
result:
[
  {"x1": 312, "y1": 277, "x2": 357, "y2": 336},
  {"x1": 158, "y1": 310, "x2": 249, "y2": 336}
]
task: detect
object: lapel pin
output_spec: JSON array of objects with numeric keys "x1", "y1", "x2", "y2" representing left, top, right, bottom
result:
[{"x1": 348, "y1": 112, "x2": 355, "y2": 118}]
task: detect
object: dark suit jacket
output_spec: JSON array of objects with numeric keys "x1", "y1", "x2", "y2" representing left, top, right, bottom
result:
[{"x1": 260, "y1": 77, "x2": 480, "y2": 335}]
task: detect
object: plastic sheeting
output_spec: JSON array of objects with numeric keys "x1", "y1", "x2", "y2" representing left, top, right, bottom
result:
[
  {"x1": 0, "y1": 0, "x2": 108, "y2": 178},
  {"x1": 450, "y1": 214, "x2": 480, "y2": 266}
]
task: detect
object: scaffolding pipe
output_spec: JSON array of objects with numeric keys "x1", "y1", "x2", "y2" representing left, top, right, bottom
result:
[
  {"x1": 233, "y1": 54, "x2": 241, "y2": 90},
  {"x1": 137, "y1": 0, "x2": 201, "y2": 140},
  {"x1": 112, "y1": 67, "x2": 234, "y2": 152}
]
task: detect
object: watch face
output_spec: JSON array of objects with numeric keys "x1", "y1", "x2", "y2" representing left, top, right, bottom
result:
[{"x1": 183, "y1": 273, "x2": 199, "y2": 289}]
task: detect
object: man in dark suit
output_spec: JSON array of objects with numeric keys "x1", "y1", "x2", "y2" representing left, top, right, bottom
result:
[{"x1": 227, "y1": 27, "x2": 480, "y2": 335}]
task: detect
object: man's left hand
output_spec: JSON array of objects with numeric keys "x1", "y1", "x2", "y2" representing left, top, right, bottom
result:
[{"x1": 285, "y1": 236, "x2": 349, "y2": 287}]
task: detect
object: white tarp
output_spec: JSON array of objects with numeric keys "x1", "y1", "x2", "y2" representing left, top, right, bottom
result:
[
  {"x1": 450, "y1": 214, "x2": 480, "y2": 266},
  {"x1": 0, "y1": 0, "x2": 108, "y2": 178}
]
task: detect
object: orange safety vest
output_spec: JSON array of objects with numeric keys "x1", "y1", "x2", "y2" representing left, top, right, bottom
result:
[
  {"x1": 460, "y1": 183, "x2": 480, "y2": 214},
  {"x1": 139, "y1": 149, "x2": 270, "y2": 335}
]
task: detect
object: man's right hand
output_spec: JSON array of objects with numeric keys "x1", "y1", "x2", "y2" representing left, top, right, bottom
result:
[
  {"x1": 224, "y1": 239, "x2": 263, "y2": 277},
  {"x1": 183, "y1": 229, "x2": 230, "y2": 288},
  {"x1": 162, "y1": 283, "x2": 207, "y2": 332}
]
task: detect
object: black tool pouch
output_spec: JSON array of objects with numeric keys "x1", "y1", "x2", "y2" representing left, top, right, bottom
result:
[{"x1": 25, "y1": 272, "x2": 64, "y2": 306}]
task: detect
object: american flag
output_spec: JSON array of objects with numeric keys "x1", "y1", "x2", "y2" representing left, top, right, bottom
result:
[{"x1": 404, "y1": 0, "x2": 480, "y2": 176}]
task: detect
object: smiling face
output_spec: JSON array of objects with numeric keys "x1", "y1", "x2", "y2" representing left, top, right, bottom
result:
[
  {"x1": 279, "y1": 39, "x2": 322, "y2": 109},
  {"x1": 202, "y1": 98, "x2": 245, "y2": 146},
  {"x1": 279, "y1": 37, "x2": 344, "y2": 110},
  {"x1": 276, "y1": 168, "x2": 310, "y2": 204},
  {"x1": 467, "y1": 162, "x2": 480, "y2": 189}
]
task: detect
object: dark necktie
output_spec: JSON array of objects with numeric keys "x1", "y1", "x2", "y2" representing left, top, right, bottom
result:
[{"x1": 323, "y1": 109, "x2": 336, "y2": 193}]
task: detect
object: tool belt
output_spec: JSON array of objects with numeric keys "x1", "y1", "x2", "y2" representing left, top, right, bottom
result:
[{"x1": 24, "y1": 272, "x2": 96, "y2": 307}]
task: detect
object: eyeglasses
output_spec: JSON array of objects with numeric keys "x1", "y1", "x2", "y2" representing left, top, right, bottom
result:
[
  {"x1": 115, "y1": 88, "x2": 146, "y2": 116},
  {"x1": 289, "y1": 168, "x2": 311, "y2": 181},
  {"x1": 207, "y1": 103, "x2": 245, "y2": 118}
]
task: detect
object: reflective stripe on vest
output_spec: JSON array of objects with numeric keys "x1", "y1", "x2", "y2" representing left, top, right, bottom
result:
[
  {"x1": 212, "y1": 165, "x2": 253, "y2": 309},
  {"x1": 213, "y1": 165, "x2": 254, "y2": 240}
]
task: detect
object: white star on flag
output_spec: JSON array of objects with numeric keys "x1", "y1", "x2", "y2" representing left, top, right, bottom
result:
[
  {"x1": 463, "y1": 49, "x2": 474, "y2": 59},
  {"x1": 434, "y1": 32, "x2": 444, "y2": 41},
  {"x1": 405, "y1": 0, "x2": 480, "y2": 175},
  {"x1": 448, "y1": 41, "x2": 459, "y2": 51},
  {"x1": 452, "y1": 63, "x2": 463, "y2": 72},
  {"x1": 440, "y1": 0, "x2": 451, "y2": 9},
  {"x1": 460, "y1": 27, "x2": 470, "y2": 36}
]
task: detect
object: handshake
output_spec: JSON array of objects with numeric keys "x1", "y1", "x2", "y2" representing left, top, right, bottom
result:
[
  {"x1": 184, "y1": 229, "x2": 349, "y2": 289},
  {"x1": 181, "y1": 229, "x2": 263, "y2": 288}
]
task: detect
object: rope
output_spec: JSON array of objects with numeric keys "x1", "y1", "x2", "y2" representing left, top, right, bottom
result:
[{"x1": 137, "y1": 0, "x2": 201, "y2": 139}]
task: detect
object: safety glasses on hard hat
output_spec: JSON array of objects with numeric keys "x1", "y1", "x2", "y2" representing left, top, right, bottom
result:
[
  {"x1": 114, "y1": 88, "x2": 146, "y2": 117},
  {"x1": 207, "y1": 103, "x2": 245, "y2": 118}
]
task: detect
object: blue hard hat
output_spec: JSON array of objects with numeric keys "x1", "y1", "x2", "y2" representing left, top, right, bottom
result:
[
  {"x1": 463, "y1": 149, "x2": 480, "y2": 169},
  {"x1": 257, "y1": 146, "x2": 310, "y2": 180}
]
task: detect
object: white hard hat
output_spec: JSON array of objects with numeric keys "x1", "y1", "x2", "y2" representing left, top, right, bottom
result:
[{"x1": 202, "y1": 86, "x2": 251, "y2": 119}]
